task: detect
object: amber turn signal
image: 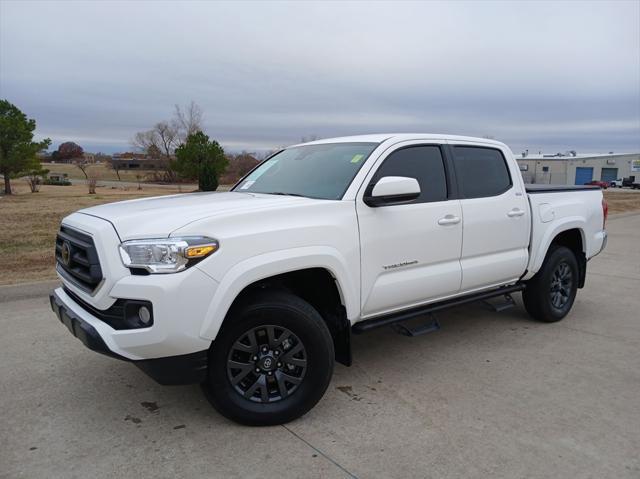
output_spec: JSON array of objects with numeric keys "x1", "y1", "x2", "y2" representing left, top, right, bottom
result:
[{"x1": 184, "y1": 244, "x2": 218, "y2": 259}]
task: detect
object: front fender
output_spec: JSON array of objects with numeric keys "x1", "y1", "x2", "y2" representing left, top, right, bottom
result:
[{"x1": 196, "y1": 246, "x2": 359, "y2": 340}]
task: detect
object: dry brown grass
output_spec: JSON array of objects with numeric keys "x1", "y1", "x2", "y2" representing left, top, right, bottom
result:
[
  {"x1": 41, "y1": 162, "x2": 155, "y2": 182},
  {"x1": 603, "y1": 190, "x2": 640, "y2": 214},
  {"x1": 1, "y1": 185, "x2": 638, "y2": 286},
  {"x1": 0, "y1": 183, "x2": 188, "y2": 285}
]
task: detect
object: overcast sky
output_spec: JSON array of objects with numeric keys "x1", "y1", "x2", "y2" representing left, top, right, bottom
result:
[{"x1": 1, "y1": 0, "x2": 639, "y2": 154}]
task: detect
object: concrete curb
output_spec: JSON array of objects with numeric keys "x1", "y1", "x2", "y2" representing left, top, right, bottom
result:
[{"x1": 0, "y1": 280, "x2": 60, "y2": 303}]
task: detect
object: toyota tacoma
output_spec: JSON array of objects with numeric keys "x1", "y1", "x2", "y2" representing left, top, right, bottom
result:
[{"x1": 50, "y1": 134, "x2": 608, "y2": 425}]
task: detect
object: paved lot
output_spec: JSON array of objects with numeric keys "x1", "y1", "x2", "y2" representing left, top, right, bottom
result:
[{"x1": 1, "y1": 214, "x2": 639, "y2": 479}]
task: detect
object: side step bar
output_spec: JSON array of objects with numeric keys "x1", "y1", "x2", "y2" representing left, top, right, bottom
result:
[
  {"x1": 352, "y1": 284, "x2": 525, "y2": 334},
  {"x1": 392, "y1": 313, "x2": 440, "y2": 337},
  {"x1": 483, "y1": 293, "x2": 516, "y2": 312}
]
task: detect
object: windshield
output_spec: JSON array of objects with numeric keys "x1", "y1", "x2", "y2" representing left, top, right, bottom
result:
[{"x1": 233, "y1": 142, "x2": 378, "y2": 200}]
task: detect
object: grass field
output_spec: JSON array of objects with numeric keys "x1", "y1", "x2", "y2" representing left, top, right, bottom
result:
[
  {"x1": 41, "y1": 162, "x2": 157, "y2": 182},
  {"x1": 0, "y1": 183, "x2": 188, "y2": 285},
  {"x1": 0, "y1": 186, "x2": 638, "y2": 286},
  {"x1": 604, "y1": 189, "x2": 640, "y2": 214}
]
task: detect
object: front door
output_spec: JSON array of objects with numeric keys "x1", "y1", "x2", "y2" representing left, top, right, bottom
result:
[{"x1": 356, "y1": 143, "x2": 463, "y2": 318}]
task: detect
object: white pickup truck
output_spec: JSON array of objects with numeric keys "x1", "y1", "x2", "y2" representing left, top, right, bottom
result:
[{"x1": 50, "y1": 134, "x2": 608, "y2": 425}]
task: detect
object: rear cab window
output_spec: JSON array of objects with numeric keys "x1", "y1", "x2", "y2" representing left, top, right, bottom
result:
[{"x1": 451, "y1": 146, "x2": 512, "y2": 198}]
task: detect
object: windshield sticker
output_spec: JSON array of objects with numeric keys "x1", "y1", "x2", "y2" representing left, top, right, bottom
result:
[
  {"x1": 240, "y1": 180, "x2": 255, "y2": 190},
  {"x1": 247, "y1": 158, "x2": 279, "y2": 181},
  {"x1": 351, "y1": 154, "x2": 365, "y2": 164}
]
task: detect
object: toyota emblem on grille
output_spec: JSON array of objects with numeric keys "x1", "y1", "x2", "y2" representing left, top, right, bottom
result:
[{"x1": 61, "y1": 241, "x2": 72, "y2": 266}]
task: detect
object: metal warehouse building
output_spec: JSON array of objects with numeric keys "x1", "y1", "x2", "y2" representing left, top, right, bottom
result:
[{"x1": 516, "y1": 152, "x2": 640, "y2": 185}]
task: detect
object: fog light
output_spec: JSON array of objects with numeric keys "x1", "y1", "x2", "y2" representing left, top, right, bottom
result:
[{"x1": 138, "y1": 306, "x2": 151, "y2": 325}]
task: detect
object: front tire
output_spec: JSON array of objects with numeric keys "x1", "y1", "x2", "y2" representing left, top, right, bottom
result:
[
  {"x1": 204, "y1": 290, "x2": 334, "y2": 426},
  {"x1": 523, "y1": 245, "x2": 579, "y2": 322}
]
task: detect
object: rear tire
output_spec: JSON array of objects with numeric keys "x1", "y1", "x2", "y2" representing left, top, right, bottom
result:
[
  {"x1": 203, "y1": 290, "x2": 334, "y2": 426},
  {"x1": 523, "y1": 245, "x2": 578, "y2": 322}
]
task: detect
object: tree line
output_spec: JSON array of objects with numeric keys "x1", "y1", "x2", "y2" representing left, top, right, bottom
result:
[
  {"x1": 132, "y1": 101, "x2": 228, "y2": 190},
  {"x1": 0, "y1": 99, "x2": 261, "y2": 194}
]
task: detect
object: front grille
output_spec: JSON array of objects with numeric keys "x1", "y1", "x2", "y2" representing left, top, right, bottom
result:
[{"x1": 55, "y1": 226, "x2": 103, "y2": 293}]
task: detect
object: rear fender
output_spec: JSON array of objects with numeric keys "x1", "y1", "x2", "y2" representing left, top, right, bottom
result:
[{"x1": 524, "y1": 218, "x2": 586, "y2": 280}]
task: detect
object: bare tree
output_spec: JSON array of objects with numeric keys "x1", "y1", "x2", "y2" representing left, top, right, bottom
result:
[
  {"x1": 133, "y1": 130, "x2": 160, "y2": 152},
  {"x1": 74, "y1": 158, "x2": 91, "y2": 179},
  {"x1": 173, "y1": 101, "x2": 203, "y2": 140},
  {"x1": 132, "y1": 123, "x2": 178, "y2": 182},
  {"x1": 73, "y1": 158, "x2": 97, "y2": 193},
  {"x1": 26, "y1": 167, "x2": 49, "y2": 193},
  {"x1": 132, "y1": 101, "x2": 203, "y2": 183},
  {"x1": 108, "y1": 157, "x2": 122, "y2": 181},
  {"x1": 155, "y1": 121, "x2": 179, "y2": 158},
  {"x1": 257, "y1": 149, "x2": 282, "y2": 161},
  {"x1": 133, "y1": 125, "x2": 178, "y2": 157},
  {"x1": 220, "y1": 152, "x2": 259, "y2": 184},
  {"x1": 133, "y1": 102, "x2": 202, "y2": 152}
]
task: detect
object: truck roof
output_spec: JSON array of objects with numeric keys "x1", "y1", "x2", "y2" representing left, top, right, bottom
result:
[{"x1": 291, "y1": 133, "x2": 508, "y2": 148}]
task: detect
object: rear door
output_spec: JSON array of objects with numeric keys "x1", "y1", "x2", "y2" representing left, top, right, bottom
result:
[
  {"x1": 356, "y1": 142, "x2": 463, "y2": 317},
  {"x1": 449, "y1": 144, "x2": 530, "y2": 292}
]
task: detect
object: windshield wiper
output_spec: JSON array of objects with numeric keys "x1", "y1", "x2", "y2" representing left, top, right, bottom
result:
[{"x1": 266, "y1": 192, "x2": 308, "y2": 198}]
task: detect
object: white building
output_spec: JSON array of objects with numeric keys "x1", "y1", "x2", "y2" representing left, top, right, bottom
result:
[{"x1": 516, "y1": 152, "x2": 640, "y2": 185}]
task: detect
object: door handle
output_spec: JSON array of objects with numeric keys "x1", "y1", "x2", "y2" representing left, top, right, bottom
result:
[
  {"x1": 507, "y1": 208, "x2": 525, "y2": 218},
  {"x1": 438, "y1": 215, "x2": 461, "y2": 225}
]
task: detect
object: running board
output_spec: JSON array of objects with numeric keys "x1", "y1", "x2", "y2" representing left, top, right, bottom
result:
[
  {"x1": 483, "y1": 293, "x2": 516, "y2": 312},
  {"x1": 352, "y1": 284, "x2": 525, "y2": 334},
  {"x1": 392, "y1": 313, "x2": 440, "y2": 337}
]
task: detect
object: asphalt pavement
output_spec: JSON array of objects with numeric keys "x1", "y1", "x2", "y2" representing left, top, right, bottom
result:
[{"x1": 1, "y1": 214, "x2": 639, "y2": 479}]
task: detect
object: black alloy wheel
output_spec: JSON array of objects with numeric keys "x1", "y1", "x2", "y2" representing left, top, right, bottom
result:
[
  {"x1": 226, "y1": 325, "x2": 307, "y2": 403},
  {"x1": 204, "y1": 290, "x2": 334, "y2": 426},
  {"x1": 523, "y1": 245, "x2": 579, "y2": 322},
  {"x1": 549, "y1": 261, "x2": 573, "y2": 310}
]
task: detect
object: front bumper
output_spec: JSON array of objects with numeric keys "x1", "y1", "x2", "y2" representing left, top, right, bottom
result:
[
  {"x1": 50, "y1": 289, "x2": 122, "y2": 360},
  {"x1": 50, "y1": 288, "x2": 208, "y2": 385}
]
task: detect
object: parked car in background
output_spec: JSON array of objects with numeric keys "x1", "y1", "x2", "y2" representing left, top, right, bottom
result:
[
  {"x1": 585, "y1": 180, "x2": 608, "y2": 189},
  {"x1": 609, "y1": 179, "x2": 624, "y2": 188}
]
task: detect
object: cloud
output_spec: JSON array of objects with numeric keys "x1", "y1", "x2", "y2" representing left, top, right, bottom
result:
[{"x1": 1, "y1": 0, "x2": 638, "y2": 153}]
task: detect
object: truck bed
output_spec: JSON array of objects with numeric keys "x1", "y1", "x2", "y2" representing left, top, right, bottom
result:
[
  {"x1": 523, "y1": 185, "x2": 605, "y2": 281},
  {"x1": 525, "y1": 184, "x2": 600, "y2": 193}
]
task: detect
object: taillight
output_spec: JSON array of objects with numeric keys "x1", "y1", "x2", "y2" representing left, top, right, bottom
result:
[{"x1": 602, "y1": 197, "x2": 608, "y2": 229}]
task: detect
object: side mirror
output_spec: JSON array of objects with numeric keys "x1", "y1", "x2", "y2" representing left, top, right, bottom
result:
[{"x1": 363, "y1": 176, "x2": 421, "y2": 207}]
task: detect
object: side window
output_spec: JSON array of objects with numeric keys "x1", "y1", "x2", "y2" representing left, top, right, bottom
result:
[
  {"x1": 372, "y1": 145, "x2": 447, "y2": 203},
  {"x1": 452, "y1": 146, "x2": 512, "y2": 198}
]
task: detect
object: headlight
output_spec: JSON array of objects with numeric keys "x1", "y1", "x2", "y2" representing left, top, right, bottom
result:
[{"x1": 119, "y1": 237, "x2": 219, "y2": 274}]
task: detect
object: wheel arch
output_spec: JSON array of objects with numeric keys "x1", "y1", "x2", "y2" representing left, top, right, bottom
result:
[
  {"x1": 199, "y1": 248, "x2": 357, "y2": 365},
  {"x1": 526, "y1": 222, "x2": 587, "y2": 287},
  {"x1": 548, "y1": 228, "x2": 587, "y2": 288}
]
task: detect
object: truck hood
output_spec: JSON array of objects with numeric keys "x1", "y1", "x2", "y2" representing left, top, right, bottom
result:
[{"x1": 78, "y1": 191, "x2": 311, "y2": 240}]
